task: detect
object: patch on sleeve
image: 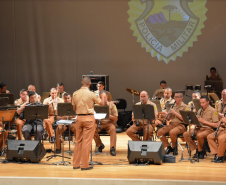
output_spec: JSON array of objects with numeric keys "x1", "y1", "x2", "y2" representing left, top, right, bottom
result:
[
  {"x1": 214, "y1": 112, "x2": 218, "y2": 116},
  {"x1": 154, "y1": 106, "x2": 157, "y2": 110},
  {"x1": 185, "y1": 107, "x2": 189, "y2": 111}
]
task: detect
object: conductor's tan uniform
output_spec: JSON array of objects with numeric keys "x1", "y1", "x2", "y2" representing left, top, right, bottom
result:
[{"x1": 72, "y1": 87, "x2": 101, "y2": 169}]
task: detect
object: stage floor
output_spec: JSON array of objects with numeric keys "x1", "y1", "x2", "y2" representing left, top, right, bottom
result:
[{"x1": 0, "y1": 132, "x2": 226, "y2": 184}]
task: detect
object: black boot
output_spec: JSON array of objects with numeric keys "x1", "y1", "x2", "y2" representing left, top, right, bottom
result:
[
  {"x1": 213, "y1": 156, "x2": 224, "y2": 163},
  {"x1": 173, "y1": 147, "x2": 177, "y2": 155},
  {"x1": 110, "y1": 147, "x2": 116, "y2": 156},
  {"x1": 165, "y1": 146, "x2": 174, "y2": 154},
  {"x1": 192, "y1": 149, "x2": 198, "y2": 158},
  {"x1": 211, "y1": 154, "x2": 217, "y2": 162},
  {"x1": 98, "y1": 143, "x2": 105, "y2": 152},
  {"x1": 50, "y1": 136, "x2": 55, "y2": 143},
  {"x1": 198, "y1": 151, "x2": 204, "y2": 159}
]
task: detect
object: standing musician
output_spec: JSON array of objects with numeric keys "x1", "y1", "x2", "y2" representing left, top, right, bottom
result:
[
  {"x1": 94, "y1": 81, "x2": 113, "y2": 102},
  {"x1": 157, "y1": 92, "x2": 189, "y2": 155},
  {"x1": 183, "y1": 96, "x2": 219, "y2": 159},
  {"x1": 93, "y1": 90, "x2": 118, "y2": 156},
  {"x1": 55, "y1": 93, "x2": 76, "y2": 153},
  {"x1": 14, "y1": 89, "x2": 29, "y2": 140},
  {"x1": 206, "y1": 67, "x2": 222, "y2": 81},
  {"x1": 57, "y1": 82, "x2": 66, "y2": 99},
  {"x1": 43, "y1": 88, "x2": 64, "y2": 143},
  {"x1": 18, "y1": 91, "x2": 44, "y2": 140},
  {"x1": 0, "y1": 82, "x2": 10, "y2": 94},
  {"x1": 187, "y1": 91, "x2": 201, "y2": 112},
  {"x1": 72, "y1": 77, "x2": 107, "y2": 171},
  {"x1": 126, "y1": 91, "x2": 158, "y2": 141},
  {"x1": 28, "y1": 85, "x2": 41, "y2": 102}
]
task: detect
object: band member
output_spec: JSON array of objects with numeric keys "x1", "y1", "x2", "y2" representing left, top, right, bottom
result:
[
  {"x1": 14, "y1": 89, "x2": 29, "y2": 140},
  {"x1": 206, "y1": 67, "x2": 222, "y2": 81},
  {"x1": 207, "y1": 116, "x2": 226, "y2": 163},
  {"x1": 187, "y1": 91, "x2": 201, "y2": 112},
  {"x1": 93, "y1": 91, "x2": 118, "y2": 156},
  {"x1": 94, "y1": 81, "x2": 113, "y2": 101},
  {"x1": 18, "y1": 91, "x2": 44, "y2": 140},
  {"x1": 152, "y1": 80, "x2": 167, "y2": 99},
  {"x1": 155, "y1": 88, "x2": 175, "y2": 126},
  {"x1": 183, "y1": 96, "x2": 219, "y2": 159},
  {"x1": 157, "y1": 92, "x2": 189, "y2": 155},
  {"x1": 28, "y1": 85, "x2": 41, "y2": 102},
  {"x1": 72, "y1": 77, "x2": 107, "y2": 171},
  {"x1": 0, "y1": 121, "x2": 8, "y2": 151},
  {"x1": 0, "y1": 82, "x2": 10, "y2": 94},
  {"x1": 159, "y1": 88, "x2": 175, "y2": 111},
  {"x1": 57, "y1": 82, "x2": 66, "y2": 99},
  {"x1": 43, "y1": 88, "x2": 64, "y2": 143},
  {"x1": 126, "y1": 91, "x2": 158, "y2": 141},
  {"x1": 215, "y1": 89, "x2": 226, "y2": 117},
  {"x1": 55, "y1": 93, "x2": 76, "y2": 153}
]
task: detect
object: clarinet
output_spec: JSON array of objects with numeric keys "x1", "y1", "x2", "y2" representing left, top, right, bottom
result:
[
  {"x1": 161, "y1": 101, "x2": 176, "y2": 126},
  {"x1": 214, "y1": 112, "x2": 226, "y2": 137},
  {"x1": 192, "y1": 107, "x2": 203, "y2": 137}
]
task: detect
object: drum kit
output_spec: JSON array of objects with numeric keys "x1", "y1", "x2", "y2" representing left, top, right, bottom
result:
[
  {"x1": 126, "y1": 88, "x2": 140, "y2": 105},
  {"x1": 185, "y1": 84, "x2": 201, "y2": 91}
]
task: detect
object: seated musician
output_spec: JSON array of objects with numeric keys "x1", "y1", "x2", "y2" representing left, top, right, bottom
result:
[
  {"x1": 14, "y1": 89, "x2": 29, "y2": 140},
  {"x1": 17, "y1": 91, "x2": 44, "y2": 140},
  {"x1": 157, "y1": 92, "x2": 189, "y2": 155},
  {"x1": 57, "y1": 82, "x2": 66, "y2": 99},
  {"x1": 207, "y1": 116, "x2": 226, "y2": 163},
  {"x1": 215, "y1": 89, "x2": 226, "y2": 118},
  {"x1": 28, "y1": 85, "x2": 41, "y2": 102},
  {"x1": 55, "y1": 93, "x2": 76, "y2": 153},
  {"x1": 0, "y1": 121, "x2": 8, "y2": 151},
  {"x1": 183, "y1": 96, "x2": 218, "y2": 159},
  {"x1": 126, "y1": 91, "x2": 158, "y2": 141},
  {"x1": 187, "y1": 91, "x2": 201, "y2": 112},
  {"x1": 43, "y1": 88, "x2": 64, "y2": 143},
  {"x1": 206, "y1": 67, "x2": 222, "y2": 81},
  {"x1": 93, "y1": 91, "x2": 118, "y2": 156},
  {"x1": 94, "y1": 81, "x2": 113, "y2": 101},
  {"x1": 152, "y1": 80, "x2": 167, "y2": 99},
  {"x1": 0, "y1": 82, "x2": 10, "y2": 94}
]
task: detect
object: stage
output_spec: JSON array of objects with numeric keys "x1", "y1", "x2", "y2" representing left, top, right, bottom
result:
[{"x1": 0, "y1": 132, "x2": 226, "y2": 185}]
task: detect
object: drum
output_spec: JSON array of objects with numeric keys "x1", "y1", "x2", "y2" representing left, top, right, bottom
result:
[
  {"x1": 185, "y1": 85, "x2": 194, "y2": 91},
  {"x1": 194, "y1": 85, "x2": 201, "y2": 91}
]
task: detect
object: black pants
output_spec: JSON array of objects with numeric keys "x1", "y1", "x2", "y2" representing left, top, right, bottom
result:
[{"x1": 22, "y1": 124, "x2": 43, "y2": 140}]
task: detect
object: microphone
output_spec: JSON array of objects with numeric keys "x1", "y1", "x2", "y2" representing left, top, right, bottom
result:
[{"x1": 205, "y1": 85, "x2": 211, "y2": 88}]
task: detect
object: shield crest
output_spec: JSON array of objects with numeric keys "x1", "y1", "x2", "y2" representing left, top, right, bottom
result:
[{"x1": 128, "y1": 0, "x2": 208, "y2": 63}]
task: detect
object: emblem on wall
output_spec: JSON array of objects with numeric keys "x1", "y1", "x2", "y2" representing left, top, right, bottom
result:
[{"x1": 128, "y1": 0, "x2": 208, "y2": 64}]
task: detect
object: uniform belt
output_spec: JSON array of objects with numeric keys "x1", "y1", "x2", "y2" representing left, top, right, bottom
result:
[{"x1": 77, "y1": 114, "x2": 94, "y2": 116}]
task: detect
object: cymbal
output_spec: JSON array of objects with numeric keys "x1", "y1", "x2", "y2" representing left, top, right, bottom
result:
[{"x1": 126, "y1": 88, "x2": 140, "y2": 96}]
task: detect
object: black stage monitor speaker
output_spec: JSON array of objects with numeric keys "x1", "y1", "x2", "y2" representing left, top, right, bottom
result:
[
  {"x1": 6, "y1": 140, "x2": 46, "y2": 163},
  {"x1": 127, "y1": 141, "x2": 164, "y2": 165},
  {"x1": 82, "y1": 74, "x2": 109, "y2": 92}
]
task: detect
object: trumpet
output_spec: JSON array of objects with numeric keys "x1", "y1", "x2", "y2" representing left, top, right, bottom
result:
[{"x1": 192, "y1": 107, "x2": 203, "y2": 138}]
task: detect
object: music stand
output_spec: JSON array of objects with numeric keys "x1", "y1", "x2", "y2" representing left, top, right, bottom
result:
[
  {"x1": 179, "y1": 111, "x2": 202, "y2": 164},
  {"x1": 0, "y1": 97, "x2": 9, "y2": 106},
  {"x1": 92, "y1": 105, "x2": 109, "y2": 158},
  {"x1": 193, "y1": 99, "x2": 201, "y2": 113},
  {"x1": 151, "y1": 100, "x2": 162, "y2": 112},
  {"x1": 165, "y1": 103, "x2": 174, "y2": 112},
  {"x1": 0, "y1": 110, "x2": 16, "y2": 158},
  {"x1": 24, "y1": 105, "x2": 48, "y2": 140},
  {"x1": 0, "y1": 94, "x2": 14, "y2": 105},
  {"x1": 133, "y1": 104, "x2": 155, "y2": 141}
]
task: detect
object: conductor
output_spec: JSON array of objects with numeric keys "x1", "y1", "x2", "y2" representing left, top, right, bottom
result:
[{"x1": 72, "y1": 77, "x2": 107, "y2": 171}]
